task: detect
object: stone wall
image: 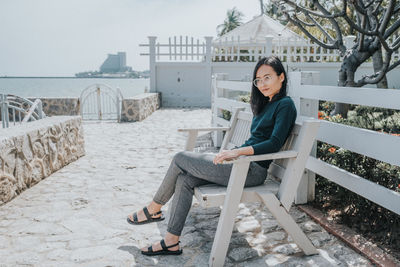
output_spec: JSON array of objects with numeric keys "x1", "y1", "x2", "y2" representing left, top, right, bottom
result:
[
  {"x1": 0, "y1": 116, "x2": 85, "y2": 205},
  {"x1": 32, "y1": 98, "x2": 80, "y2": 116},
  {"x1": 121, "y1": 93, "x2": 161, "y2": 122}
]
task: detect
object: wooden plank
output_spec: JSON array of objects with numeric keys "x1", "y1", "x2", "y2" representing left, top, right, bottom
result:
[
  {"x1": 299, "y1": 85, "x2": 400, "y2": 110},
  {"x1": 220, "y1": 108, "x2": 244, "y2": 150},
  {"x1": 194, "y1": 181, "x2": 280, "y2": 208},
  {"x1": 306, "y1": 157, "x2": 400, "y2": 215},
  {"x1": 278, "y1": 120, "x2": 320, "y2": 211},
  {"x1": 213, "y1": 116, "x2": 230, "y2": 127},
  {"x1": 317, "y1": 121, "x2": 400, "y2": 167},
  {"x1": 214, "y1": 97, "x2": 249, "y2": 112},
  {"x1": 184, "y1": 130, "x2": 198, "y2": 151},
  {"x1": 216, "y1": 80, "x2": 252, "y2": 92},
  {"x1": 209, "y1": 162, "x2": 250, "y2": 267},
  {"x1": 222, "y1": 150, "x2": 298, "y2": 164},
  {"x1": 237, "y1": 111, "x2": 252, "y2": 121},
  {"x1": 256, "y1": 192, "x2": 318, "y2": 255},
  {"x1": 178, "y1": 127, "x2": 230, "y2": 132}
]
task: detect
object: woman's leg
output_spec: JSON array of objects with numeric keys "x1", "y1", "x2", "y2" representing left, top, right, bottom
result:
[
  {"x1": 128, "y1": 150, "x2": 218, "y2": 223},
  {"x1": 141, "y1": 152, "x2": 268, "y2": 253},
  {"x1": 165, "y1": 158, "x2": 268, "y2": 237},
  {"x1": 141, "y1": 173, "x2": 208, "y2": 253}
]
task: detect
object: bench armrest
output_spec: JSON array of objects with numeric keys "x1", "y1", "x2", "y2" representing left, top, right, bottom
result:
[
  {"x1": 178, "y1": 127, "x2": 230, "y2": 132},
  {"x1": 221, "y1": 150, "x2": 298, "y2": 164},
  {"x1": 180, "y1": 127, "x2": 231, "y2": 151}
]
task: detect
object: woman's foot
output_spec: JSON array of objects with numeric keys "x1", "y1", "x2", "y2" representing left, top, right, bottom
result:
[
  {"x1": 127, "y1": 202, "x2": 164, "y2": 225},
  {"x1": 141, "y1": 234, "x2": 182, "y2": 256}
]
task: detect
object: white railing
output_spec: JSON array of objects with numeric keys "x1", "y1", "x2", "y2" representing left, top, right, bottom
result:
[
  {"x1": 1, "y1": 94, "x2": 45, "y2": 128},
  {"x1": 140, "y1": 36, "x2": 207, "y2": 61},
  {"x1": 140, "y1": 35, "x2": 400, "y2": 64},
  {"x1": 212, "y1": 36, "x2": 342, "y2": 63},
  {"x1": 211, "y1": 72, "x2": 400, "y2": 215}
]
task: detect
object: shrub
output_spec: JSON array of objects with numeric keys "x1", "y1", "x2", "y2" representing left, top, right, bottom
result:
[{"x1": 315, "y1": 101, "x2": 400, "y2": 250}]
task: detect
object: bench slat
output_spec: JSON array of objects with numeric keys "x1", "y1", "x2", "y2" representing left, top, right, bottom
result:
[{"x1": 194, "y1": 180, "x2": 280, "y2": 208}]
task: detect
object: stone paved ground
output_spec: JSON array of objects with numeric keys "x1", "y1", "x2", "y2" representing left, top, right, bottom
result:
[{"x1": 0, "y1": 109, "x2": 372, "y2": 266}]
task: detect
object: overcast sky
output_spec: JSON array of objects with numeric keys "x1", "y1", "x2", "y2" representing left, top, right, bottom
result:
[{"x1": 0, "y1": 0, "x2": 260, "y2": 76}]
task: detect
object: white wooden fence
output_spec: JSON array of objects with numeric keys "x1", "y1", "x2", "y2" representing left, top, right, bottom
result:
[
  {"x1": 141, "y1": 35, "x2": 400, "y2": 63},
  {"x1": 212, "y1": 36, "x2": 344, "y2": 63},
  {"x1": 211, "y1": 72, "x2": 400, "y2": 215}
]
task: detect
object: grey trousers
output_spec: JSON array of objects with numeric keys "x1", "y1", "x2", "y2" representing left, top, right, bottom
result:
[{"x1": 153, "y1": 151, "x2": 268, "y2": 236}]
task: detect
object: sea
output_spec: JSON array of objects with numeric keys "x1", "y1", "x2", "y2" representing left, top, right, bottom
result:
[{"x1": 0, "y1": 78, "x2": 149, "y2": 98}]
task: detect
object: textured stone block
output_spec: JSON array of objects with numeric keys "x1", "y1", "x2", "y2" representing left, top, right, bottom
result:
[
  {"x1": 39, "y1": 98, "x2": 81, "y2": 116},
  {"x1": 121, "y1": 93, "x2": 161, "y2": 122},
  {"x1": 0, "y1": 116, "x2": 85, "y2": 204}
]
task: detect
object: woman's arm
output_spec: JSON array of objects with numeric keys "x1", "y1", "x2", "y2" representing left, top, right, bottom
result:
[{"x1": 213, "y1": 146, "x2": 254, "y2": 164}]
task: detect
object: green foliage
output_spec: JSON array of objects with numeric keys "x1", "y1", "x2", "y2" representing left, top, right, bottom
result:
[
  {"x1": 238, "y1": 93, "x2": 250, "y2": 103},
  {"x1": 316, "y1": 102, "x2": 400, "y2": 248},
  {"x1": 217, "y1": 7, "x2": 244, "y2": 37},
  {"x1": 222, "y1": 110, "x2": 232, "y2": 121},
  {"x1": 220, "y1": 93, "x2": 250, "y2": 121}
]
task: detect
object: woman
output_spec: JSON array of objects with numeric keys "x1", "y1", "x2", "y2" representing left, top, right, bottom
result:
[{"x1": 127, "y1": 56, "x2": 297, "y2": 256}]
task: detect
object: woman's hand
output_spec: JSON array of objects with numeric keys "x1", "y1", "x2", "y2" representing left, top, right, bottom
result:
[{"x1": 213, "y1": 150, "x2": 240, "y2": 164}]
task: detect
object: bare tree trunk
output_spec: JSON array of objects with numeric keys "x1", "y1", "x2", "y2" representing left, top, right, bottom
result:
[
  {"x1": 372, "y1": 47, "x2": 388, "y2": 89},
  {"x1": 332, "y1": 39, "x2": 380, "y2": 117}
]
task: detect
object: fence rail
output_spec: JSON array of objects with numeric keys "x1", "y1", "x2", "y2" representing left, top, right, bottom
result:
[
  {"x1": 140, "y1": 36, "x2": 207, "y2": 61},
  {"x1": 140, "y1": 35, "x2": 400, "y2": 64},
  {"x1": 211, "y1": 72, "x2": 400, "y2": 215}
]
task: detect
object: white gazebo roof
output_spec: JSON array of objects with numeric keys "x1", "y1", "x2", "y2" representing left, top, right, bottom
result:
[{"x1": 213, "y1": 14, "x2": 306, "y2": 46}]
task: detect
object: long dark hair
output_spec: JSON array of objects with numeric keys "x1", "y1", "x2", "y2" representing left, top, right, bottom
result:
[{"x1": 250, "y1": 56, "x2": 288, "y2": 115}]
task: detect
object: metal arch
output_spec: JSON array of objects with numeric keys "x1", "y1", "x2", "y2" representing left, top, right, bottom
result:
[
  {"x1": 79, "y1": 84, "x2": 124, "y2": 121},
  {"x1": 0, "y1": 94, "x2": 45, "y2": 128}
]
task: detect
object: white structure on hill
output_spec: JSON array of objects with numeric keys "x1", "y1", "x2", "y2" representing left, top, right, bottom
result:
[
  {"x1": 100, "y1": 52, "x2": 132, "y2": 73},
  {"x1": 213, "y1": 14, "x2": 306, "y2": 47}
]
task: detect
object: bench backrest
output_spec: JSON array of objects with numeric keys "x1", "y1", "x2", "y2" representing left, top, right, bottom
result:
[
  {"x1": 220, "y1": 108, "x2": 319, "y2": 210},
  {"x1": 220, "y1": 108, "x2": 251, "y2": 151}
]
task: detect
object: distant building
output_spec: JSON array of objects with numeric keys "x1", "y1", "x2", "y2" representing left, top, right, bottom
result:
[{"x1": 100, "y1": 52, "x2": 132, "y2": 73}]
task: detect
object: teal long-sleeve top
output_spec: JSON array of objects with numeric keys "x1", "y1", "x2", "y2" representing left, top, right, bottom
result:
[{"x1": 240, "y1": 96, "x2": 297, "y2": 168}]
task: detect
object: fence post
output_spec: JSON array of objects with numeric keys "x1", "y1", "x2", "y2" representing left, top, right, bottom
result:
[
  {"x1": 289, "y1": 71, "x2": 320, "y2": 204},
  {"x1": 265, "y1": 35, "x2": 273, "y2": 56},
  {"x1": 148, "y1": 36, "x2": 157, "y2": 93},
  {"x1": 205, "y1": 36, "x2": 213, "y2": 108},
  {"x1": 1, "y1": 94, "x2": 5, "y2": 128},
  {"x1": 211, "y1": 73, "x2": 229, "y2": 147}
]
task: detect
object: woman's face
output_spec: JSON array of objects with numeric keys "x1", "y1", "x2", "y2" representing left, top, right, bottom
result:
[{"x1": 254, "y1": 64, "x2": 284, "y2": 99}]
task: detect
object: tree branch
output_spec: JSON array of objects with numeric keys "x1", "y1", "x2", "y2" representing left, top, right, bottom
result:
[
  {"x1": 355, "y1": 50, "x2": 392, "y2": 87},
  {"x1": 304, "y1": 13, "x2": 334, "y2": 43},
  {"x1": 284, "y1": 13, "x2": 339, "y2": 50},
  {"x1": 388, "y1": 59, "x2": 400, "y2": 72},
  {"x1": 384, "y1": 18, "x2": 400, "y2": 39},
  {"x1": 342, "y1": 14, "x2": 379, "y2": 36},
  {"x1": 275, "y1": 0, "x2": 345, "y2": 19},
  {"x1": 313, "y1": 0, "x2": 343, "y2": 44},
  {"x1": 378, "y1": 0, "x2": 395, "y2": 35}
]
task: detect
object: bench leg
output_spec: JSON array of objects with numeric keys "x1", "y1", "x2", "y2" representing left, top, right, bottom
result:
[
  {"x1": 209, "y1": 162, "x2": 250, "y2": 267},
  {"x1": 256, "y1": 192, "x2": 318, "y2": 255},
  {"x1": 185, "y1": 130, "x2": 198, "y2": 151}
]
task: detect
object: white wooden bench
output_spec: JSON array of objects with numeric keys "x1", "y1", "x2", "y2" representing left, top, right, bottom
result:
[{"x1": 178, "y1": 108, "x2": 320, "y2": 266}]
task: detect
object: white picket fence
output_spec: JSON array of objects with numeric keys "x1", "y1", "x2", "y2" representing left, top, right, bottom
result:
[
  {"x1": 212, "y1": 36, "x2": 343, "y2": 63},
  {"x1": 140, "y1": 36, "x2": 208, "y2": 61},
  {"x1": 211, "y1": 71, "x2": 400, "y2": 215},
  {"x1": 140, "y1": 35, "x2": 400, "y2": 64}
]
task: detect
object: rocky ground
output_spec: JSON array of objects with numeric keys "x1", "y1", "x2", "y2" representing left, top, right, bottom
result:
[{"x1": 0, "y1": 108, "x2": 372, "y2": 266}]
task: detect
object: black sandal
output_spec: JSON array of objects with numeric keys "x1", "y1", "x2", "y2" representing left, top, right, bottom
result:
[
  {"x1": 141, "y1": 239, "x2": 182, "y2": 256},
  {"x1": 127, "y1": 207, "x2": 165, "y2": 225}
]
